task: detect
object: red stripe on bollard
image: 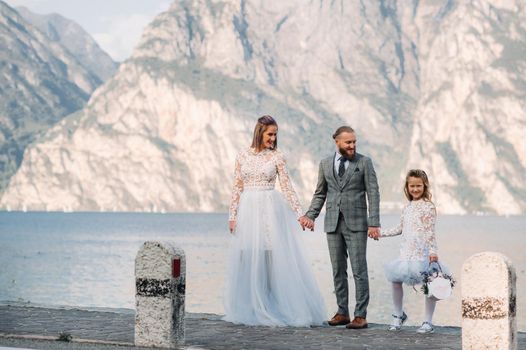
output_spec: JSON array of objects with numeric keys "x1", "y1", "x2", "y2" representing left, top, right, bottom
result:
[{"x1": 172, "y1": 258, "x2": 181, "y2": 278}]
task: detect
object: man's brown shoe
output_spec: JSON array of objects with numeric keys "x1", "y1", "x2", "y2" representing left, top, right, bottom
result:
[
  {"x1": 346, "y1": 316, "x2": 368, "y2": 329},
  {"x1": 328, "y1": 313, "x2": 351, "y2": 326}
]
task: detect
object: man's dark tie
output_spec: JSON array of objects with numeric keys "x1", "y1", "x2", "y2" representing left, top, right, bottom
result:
[{"x1": 338, "y1": 156, "x2": 347, "y2": 177}]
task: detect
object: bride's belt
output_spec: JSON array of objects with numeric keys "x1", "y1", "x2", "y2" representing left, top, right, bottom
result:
[{"x1": 243, "y1": 184, "x2": 274, "y2": 191}]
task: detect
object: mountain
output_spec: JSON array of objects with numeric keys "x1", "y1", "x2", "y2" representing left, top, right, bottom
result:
[
  {"x1": 1, "y1": 0, "x2": 525, "y2": 215},
  {"x1": 405, "y1": 1, "x2": 526, "y2": 214},
  {"x1": 16, "y1": 6, "x2": 117, "y2": 81},
  {"x1": 0, "y1": 0, "x2": 104, "y2": 192}
]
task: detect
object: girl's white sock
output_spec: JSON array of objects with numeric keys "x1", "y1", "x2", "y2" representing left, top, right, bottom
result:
[
  {"x1": 424, "y1": 296, "x2": 436, "y2": 324},
  {"x1": 392, "y1": 282, "x2": 404, "y2": 316}
]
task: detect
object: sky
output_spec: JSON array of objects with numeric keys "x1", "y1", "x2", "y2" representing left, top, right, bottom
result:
[{"x1": 5, "y1": 0, "x2": 172, "y2": 61}]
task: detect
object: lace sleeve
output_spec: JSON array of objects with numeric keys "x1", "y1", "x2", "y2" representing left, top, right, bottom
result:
[
  {"x1": 228, "y1": 153, "x2": 243, "y2": 221},
  {"x1": 276, "y1": 151, "x2": 303, "y2": 218},
  {"x1": 380, "y1": 208, "x2": 404, "y2": 237},
  {"x1": 417, "y1": 201, "x2": 438, "y2": 255}
]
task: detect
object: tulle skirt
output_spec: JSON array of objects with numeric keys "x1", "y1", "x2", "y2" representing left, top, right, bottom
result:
[
  {"x1": 223, "y1": 189, "x2": 327, "y2": 327},
  {"x1": 384, "y1": 259, "x2": 450, "y2": 286}
]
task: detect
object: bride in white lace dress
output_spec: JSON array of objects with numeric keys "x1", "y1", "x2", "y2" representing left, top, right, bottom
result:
[{"x1": 224, "y1": 116, "x2": 326, "y2": 327}]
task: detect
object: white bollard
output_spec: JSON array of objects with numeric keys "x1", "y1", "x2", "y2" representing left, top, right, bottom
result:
[
  {"x1": 462, "y1": 252, "x2": 517, "y2": 349},
  {"x1": 135, "y1": 241, "x2": 186, "y2": 348}
]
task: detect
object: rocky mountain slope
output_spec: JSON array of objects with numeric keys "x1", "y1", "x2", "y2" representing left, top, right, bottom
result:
[
  {"x1": 1, "y1": 0, "x2": 524, "y2": 215},
  {"x1": 0, "y1": 1, "x2": 104, "y2": 192},
  {"x1": 405, "y1": 1, "x2": 526, "y2": 214},
  {"x1": 16, "y1": 6, "x2": 117, "y2": 81}
]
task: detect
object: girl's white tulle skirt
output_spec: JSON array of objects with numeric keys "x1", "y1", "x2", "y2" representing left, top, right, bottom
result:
[
  {"x1": 384, "y1": 259, "x2": 450, "y2": 286},
  {"x1": 223, "y1": 189, "x2": 327, "y2": 327}
]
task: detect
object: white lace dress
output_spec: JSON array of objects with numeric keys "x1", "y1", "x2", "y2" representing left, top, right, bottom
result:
[
  {"x1": 224, "y1": 147, "x2": 326, "y2": 326},
  {"x1": 380, "y1": 199, "x2": 448, "y2": 285}
]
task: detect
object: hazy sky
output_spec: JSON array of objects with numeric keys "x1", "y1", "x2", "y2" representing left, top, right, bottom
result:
[{"x1": 5, "y1": 0, "x2": 172, "y2": 61}]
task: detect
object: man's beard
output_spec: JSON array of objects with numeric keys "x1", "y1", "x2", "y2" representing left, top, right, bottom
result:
[{"x1": 338, "y1": 147, "x2": 355, "y2": 159}]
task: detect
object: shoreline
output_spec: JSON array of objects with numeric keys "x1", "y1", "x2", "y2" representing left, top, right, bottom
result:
[{"x1": 1, "y1": 303, "x2": 525, "y2": 350}]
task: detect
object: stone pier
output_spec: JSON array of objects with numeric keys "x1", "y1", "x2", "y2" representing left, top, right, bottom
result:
[
  {"x1": 462, "y1": 252, "x2": 517, "y2": 349},
  {"x1": 134, "y1": 241, "x2": 186, "y2": 348}
]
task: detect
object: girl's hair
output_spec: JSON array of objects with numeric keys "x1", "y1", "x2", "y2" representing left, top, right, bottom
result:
[
  {"x1": 251, "y1": 115, "x2": 278, "y2": 151},
  {"x1": 404, "y1": 169, "x2": 432, "y2": 201}
]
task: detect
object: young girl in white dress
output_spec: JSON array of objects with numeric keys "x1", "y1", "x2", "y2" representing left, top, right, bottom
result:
[
  {"x1": 380, "y1": 169, "x2": 446, "y2": 334},
  {"x1": 224, "y1": 115, "x2": 326, "y2": 327}
]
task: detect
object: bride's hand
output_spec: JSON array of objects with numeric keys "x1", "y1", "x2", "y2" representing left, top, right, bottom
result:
[
  {"x1": 298, "y1": 216, "x2": 314, "y2": 231},
  {"x1": 229, "y1": 220, "x2": 236, "y2": 234}
]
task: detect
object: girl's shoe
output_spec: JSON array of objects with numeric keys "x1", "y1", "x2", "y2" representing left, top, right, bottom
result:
[
  {"x1": 388, "y1": 312, "x2": 408, "y2": 331},
  {"x1": 417, "y1": 322, "x2": 434, "y2": 334}
]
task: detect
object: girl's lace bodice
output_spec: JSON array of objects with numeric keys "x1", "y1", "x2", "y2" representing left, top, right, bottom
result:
[
  {"x1": 380, "y1": 200, "x2": 438, "y2": 260},
  {"x1": 229, "y1": 148, "x2": 302, "y2": 221}
]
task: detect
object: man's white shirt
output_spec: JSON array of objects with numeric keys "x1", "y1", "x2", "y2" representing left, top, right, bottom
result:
[{"x1": 334, "y1": 152, "x2": 349, "y2": 175}]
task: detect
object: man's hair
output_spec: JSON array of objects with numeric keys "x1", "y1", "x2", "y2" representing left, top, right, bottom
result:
[
  {"x1": 251, "y1": 115, "x2": 278, "y2": 151},
  {"x1": 332, "y1": 126, "x2": 355, "y2": 139}
]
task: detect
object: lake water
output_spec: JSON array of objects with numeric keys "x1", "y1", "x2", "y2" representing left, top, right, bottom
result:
[{"x1": 0, "y1": 212, "x2": 524, "y2": 330}]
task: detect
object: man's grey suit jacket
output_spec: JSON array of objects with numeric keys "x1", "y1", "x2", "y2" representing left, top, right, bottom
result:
[{"x1": 305, "y1": 152, "x2": 380, "y2": 233}]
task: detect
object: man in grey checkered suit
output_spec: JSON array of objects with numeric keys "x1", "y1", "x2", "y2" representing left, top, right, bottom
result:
[{"x1": 299, "y1": 126, "x2": 380, "y2": 329}]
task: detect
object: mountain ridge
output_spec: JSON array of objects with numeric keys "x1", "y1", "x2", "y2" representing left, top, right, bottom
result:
[
  {"x1": 1, "y1": 0, "x2": 524, "y2": 215},
  {"x1": 16, "y1": 5, "x2": 118, "y2": 81}
]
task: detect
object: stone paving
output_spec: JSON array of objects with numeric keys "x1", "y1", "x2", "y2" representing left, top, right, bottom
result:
[{"x1": 1, "y1": 304, "x2": 525, "y2": 349}]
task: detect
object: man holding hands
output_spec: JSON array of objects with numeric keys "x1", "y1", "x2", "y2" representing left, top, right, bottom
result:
[{"x1": 299, "y1": 126, "x2": 380, "y2": 329}]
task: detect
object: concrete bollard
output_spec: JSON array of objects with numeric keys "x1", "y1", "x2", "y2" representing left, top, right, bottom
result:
[
  {"x1": 462, "y1": 252, "x2": 517, "y2": 349},
  {"x1": 135, "y1": 241, "x2": 186, "y2": 348}
]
